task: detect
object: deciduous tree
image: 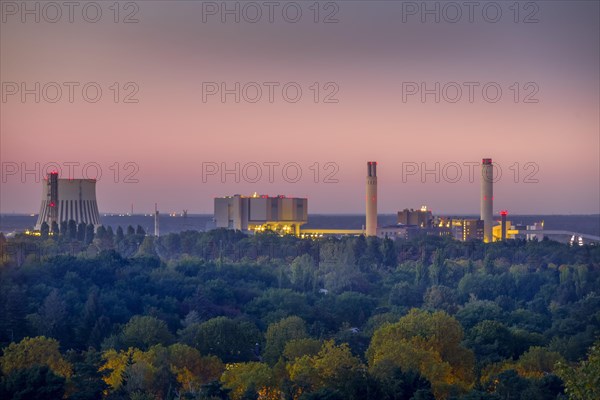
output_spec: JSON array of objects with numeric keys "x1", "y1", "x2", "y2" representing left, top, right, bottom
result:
[
  {"x1": 264, "y1": 316, "x2": 308, "y2": 366},
  {"x1": 367, "y1": 309, "x2": 475, "y2": 399},
  {"x1": 556, "y1": 340, "x2": 600, "y2": 400},
  {"x1": 0, "y1": 336, "x2": 72, "y2": 377}
]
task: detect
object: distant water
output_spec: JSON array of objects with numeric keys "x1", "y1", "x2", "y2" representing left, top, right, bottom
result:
[
  {"x1": 1, "y1": 213, "x2": 598, "y2": 237},
  {"x1": 0, "y1": 214, "x2": 212, "y2": 235}
]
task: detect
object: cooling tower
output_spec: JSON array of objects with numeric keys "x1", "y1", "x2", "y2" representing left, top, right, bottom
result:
[
  {"x1": 366, "y1": 161, "x2": 378, "y2": 236},
  {"x1": 481, "y1": 158, "x2": 494, "y2": 243},
  {"x1": 35, "y1": 175, "x2": 100, "y2": 230}
]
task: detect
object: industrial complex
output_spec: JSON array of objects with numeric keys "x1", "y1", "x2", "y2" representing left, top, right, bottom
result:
[
  {"x1": 212, "y1": 159, "x2": 548, "y2": 242},
  {"x1": 32, "y1": 158, "x2": 593, "y2": 243}
]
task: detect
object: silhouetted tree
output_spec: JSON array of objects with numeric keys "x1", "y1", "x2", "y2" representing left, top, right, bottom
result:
[
  {"x1": 40, "y1": 222, "x2": 50, "y2": 239},
  {"x1": 60, "y1": 220, "x2": 68, "y2": 237},
  {"x1": 85, "y1": 224, "x2": 95, "y2": 245},
  {"x1": 51, "y1": 221, "x2": 59, "y2": 235},
  {"x1": 116, "y1": 226, "x2": 125, "y2": 242},
  {"x1": 96, "y1": 226, "x2": 107, "y2": 240},
  {"x1": 366, "y1": 237, "x2": 383, "y2": 266},
  {"x1": 68, "y1": 220, "x2": 78, "y2": 240},
  {"x1": 106, "y1": 226, "x2": 114, "y2": 241},
  {"x1": 382, "y1": 237, "x2": 397, "y2": 268},
  {"x1": 78, "y1": 223, "x2": 87, "y2": 241},
  {"x1": 68, "y1": 350, "x2": 109, "y2": 400}
]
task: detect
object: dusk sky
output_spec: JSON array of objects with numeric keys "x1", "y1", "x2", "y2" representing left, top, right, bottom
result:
[{"x1": 1, "y1": 1, "x2": 599, "y2": 215}]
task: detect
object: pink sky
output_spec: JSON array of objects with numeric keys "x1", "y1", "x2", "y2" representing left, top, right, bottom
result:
[{"x1": 1, "y1": 1, "x2": 599, "y2": 215}]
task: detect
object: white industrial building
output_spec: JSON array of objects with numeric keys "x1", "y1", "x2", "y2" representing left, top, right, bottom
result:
[{"x1": 214, "y1": 194, "x2": 307, "y2": 235}]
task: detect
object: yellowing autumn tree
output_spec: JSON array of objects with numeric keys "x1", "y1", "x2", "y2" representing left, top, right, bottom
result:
[
  {"x1": 287, "y1": 339, "x2": 364, "y2": 396},
  {"x1": 515, "y1": 347, "x2": 564, "y2": 378},
  {"x1": 366, "y1": 309, "x2": 475, "y2": 399},
  {"x1": 167, "y1": 343, "x2": 224, "y2": 392},
  {"x1": 220, "y1": 362, "x2": 275, "y2": 400},
  {"x1": 99, "y1": 348, "x2": 136, "y2": 390},
  {"x1": 0, "y1": 336, "x2": 72, "y2": 378},
  {"x1": 99, "y1": 344, "x2": 224, "y2": 395},
  {"x1": 282, "y1": 338, "x2": 322, "y2": 362},
  {"x1": 480, "y1": 346, "x2": 565, "y2": 384}
]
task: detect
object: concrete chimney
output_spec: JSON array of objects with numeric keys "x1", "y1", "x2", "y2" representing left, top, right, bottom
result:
[
  {"x1": 481, "y1": 158, "x2": 494, "y2": 243},
  {"x1": 366, "y1": 161, "x2": 378, "y2": 236}
]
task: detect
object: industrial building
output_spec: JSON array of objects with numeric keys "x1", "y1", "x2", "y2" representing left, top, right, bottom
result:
[
  {"x1": 458, "y1": 219, "x2": 484, "y2": 241},
  {"x1": 378, "y1": 224, "x2": 452, "y2": 240},
  {"x1": 214, "y1": 194, "x2": 307, "y2": 235},
  {"x1": 382, "y1": 209, "x2": 523, "y2": 242},
  {"x1": 381, "y1": 159, "x2": 523, "y2": 242},
  {"x1": 379, "y1": 206, "x2": 443, "y2": 239},
  {"x1": 34, "y1": 172, "x2": 101, "y2": 230},
  {"x1": 526, "y1": 222, "x2": 545, "y2": 241},
  {"x1": 420, "y1": 216, "x2": 485, "y2": 241},
  {"x1": 397, "y1": 206, "x2": 433, "y2": 228}
]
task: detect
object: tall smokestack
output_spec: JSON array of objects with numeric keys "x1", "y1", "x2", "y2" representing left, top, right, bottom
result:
[
  {"x1": 47, "y1": 172, "x2": 59, "y2": 231},
  {"x1": 366, "y1": 161, "x2": 378, "y2": 236},
  {"x1": 481, "y1": 158, "x2": 493, "y2": 243},
  {"x1": 500, "y1": 210, "x2": 508, "y2": 241}
]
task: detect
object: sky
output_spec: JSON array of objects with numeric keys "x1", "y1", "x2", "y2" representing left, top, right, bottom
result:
[{"x1": 1, "y1": 0, "x2": 599, "y2": 215}]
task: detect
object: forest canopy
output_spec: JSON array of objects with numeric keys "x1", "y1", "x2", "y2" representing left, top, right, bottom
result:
[{"x1": 1, "y1": 228, "x2": 599, "y2": 399}]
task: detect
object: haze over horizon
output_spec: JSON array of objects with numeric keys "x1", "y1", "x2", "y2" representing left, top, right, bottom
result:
[{"x1": 2, "y1": 1, "x2": 599, "y2": 215}]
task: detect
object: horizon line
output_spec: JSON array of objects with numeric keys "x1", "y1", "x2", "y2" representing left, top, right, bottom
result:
[{"x1": 1, "y1": 212, "x2": 599, "y2": 217}]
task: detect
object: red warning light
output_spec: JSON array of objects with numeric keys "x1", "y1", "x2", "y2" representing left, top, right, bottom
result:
[
  {"x1": 500, "y1": 210, "x2": 508, "y2": 216},
  {"x1": 49, "y1": 202, "x2": 55, "y2": 207}
]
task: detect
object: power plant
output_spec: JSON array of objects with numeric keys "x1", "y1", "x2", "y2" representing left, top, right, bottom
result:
[
  {"x1": 481, "y1": 158, "x2": 494, "y2": 243},
  {"x1": 20, "y1": 158, "x2": 591, "y2": 244},
  {"x1": 366, "y1": 161, "x2": 378, "y2": 236},
  {"x1": 214, "y1": 193, "x2": 308, "y2": 235},
  {"x1": 210, "y1": 158, "x2": 548, "y2": 242},
  {"x1": 34, "y1": 172, "x2": 100, "y2": 231}
]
